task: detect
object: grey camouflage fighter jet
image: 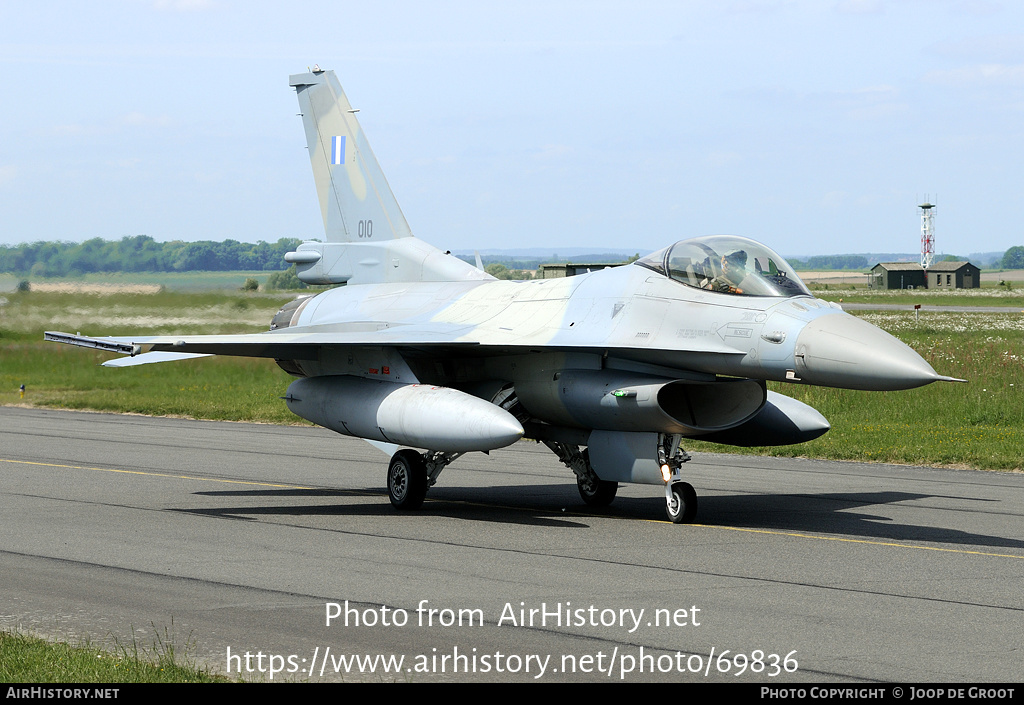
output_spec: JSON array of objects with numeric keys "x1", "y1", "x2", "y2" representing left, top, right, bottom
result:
[{"x1": 46, "y1": 69, "x2": 964, "y2": 523}]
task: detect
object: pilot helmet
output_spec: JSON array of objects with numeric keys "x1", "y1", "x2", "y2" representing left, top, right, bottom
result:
[{"x1": 723, "y1": 249, "x2": 748, "y2": 268}]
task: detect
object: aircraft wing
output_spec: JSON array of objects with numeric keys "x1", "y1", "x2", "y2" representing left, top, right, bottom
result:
[
  {"x1": 45, "y1": 317, "x2": 743, "y2": 364},
  {"x1": 44, "y1": 324, "x2": 482, "y2": 362}
]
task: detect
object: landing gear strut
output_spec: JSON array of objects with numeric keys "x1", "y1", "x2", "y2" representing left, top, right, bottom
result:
[
  {"x1": 659, "y1": 433, "x2": 697, "y2": 523},
  {"x1": 387, "y1": 449, "x2": 462, "y2": 510},
  {"x1": 543, "y1": 442, "x2": 618, "y2": 507},
  {"x1": 575, "y1": 449, "x2": 618, "y2": 506}
]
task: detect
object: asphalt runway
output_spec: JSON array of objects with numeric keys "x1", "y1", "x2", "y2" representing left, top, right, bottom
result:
[{"x1": 2, "y1": 406, "x2": 1022, "y2": 683}]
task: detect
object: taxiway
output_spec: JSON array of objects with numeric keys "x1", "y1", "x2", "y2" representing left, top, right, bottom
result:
[{"x1": 2, "y1": 407, "x2": 1021, "y2": 682}]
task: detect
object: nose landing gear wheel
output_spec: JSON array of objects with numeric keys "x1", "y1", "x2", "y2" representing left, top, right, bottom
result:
[
  {"x1": 666, "y1": 482, "x2": 697, "y2": 524},
  {"x1": 388, "y1": 450, "x2": 428, "y2": 510}
]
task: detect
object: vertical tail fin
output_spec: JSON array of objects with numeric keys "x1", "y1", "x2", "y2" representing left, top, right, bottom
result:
[
  {"x1": 290, "y1": 69, "x2": 412, "y2": 243},
  {"x1": 286, "y1": 69, "x2": 491, "y2": 285}
]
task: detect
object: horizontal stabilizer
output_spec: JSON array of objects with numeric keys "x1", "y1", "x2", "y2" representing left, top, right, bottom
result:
[
  {"x1": 44, "y1": 331, "x2": 139, "y2": 356},
  {"x1": 102, "y1": 351, "x2": 212, "y2": 367}
]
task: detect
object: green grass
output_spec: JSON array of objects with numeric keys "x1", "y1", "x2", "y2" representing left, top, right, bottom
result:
[
  {"x1": 3, "y1": 287, "x2": 1022, "y2": 470},
  {"x1": 688, "y1": 318, "x2": 1024, "y2": 470},
  {"x1": 2, "y1": 344, "x2": 300, "y2": 423},
  {"x1": 0, "y1": 289, "x2": 295, "y2": 339},
  {"x1": 0, "y1": 629, "x2": 227, "y2": 683},
  {"x1": 0, "y1": 289, "x2": 300, "y2": 422},
  {"x1": 0, "y1": 270, "x2": 287, "y2": 293},
  {"x1": 811, "y1": 285, "x2": 1024, "y2": 308}
]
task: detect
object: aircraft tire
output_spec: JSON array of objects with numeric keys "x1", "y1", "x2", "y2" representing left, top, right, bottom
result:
[
  {"x1": 666, "y1": 482, "x2": 698, "y2": 524},
  {"x1": 576, "y1": 448, "x2": 618, "y2": 506},
  {"x1": 577, "y1": 476, "x2": 618, "y2": 506},
  {"x1": 388, "y1": 449, "x2": 428, "y2": 510}
]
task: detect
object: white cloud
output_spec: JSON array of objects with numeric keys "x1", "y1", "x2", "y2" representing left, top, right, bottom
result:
[
  {"x1": 705, "y1": 151, "x2": 742, "y2": 167},
  {"x1": 951, "y1": 0, "x2": 1003, "y2": 17},
  {"x1": 531, "y1": 144, "x2": 573, "y2": 161},
  {"x1": 829, "y1": 85, "x2": 909, "y2": 120},
  {"x1": 929, "y1": 33, "x2": 1024, "y2": 62},
  {"x1": 152, "y1": 0, "x2": 214, "y2": 11},
  {"x1": 833, "y1": 0, "x2": 884, "y2": 14},
  {"x1": 122, "y1": 112, "x2": 174, "y2": 128},
  {"x1": 928, "y1": 63, "x2": 1024, "y2": 85},
  {"x1": 822, "y1": 190, "x2": 848, "y2": 208}
]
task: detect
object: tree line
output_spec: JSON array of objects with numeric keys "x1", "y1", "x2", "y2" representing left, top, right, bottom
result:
[
  {"x1": 6, "y1": 236, "x2": 1022, "y2": 277},
  {"x1": 1001, "y1": 246, "x2": 1024, "y2": 269},
  {"x1": 785, "y1": 255, "x2": 869, "y2": 271},
  {"x1": 0, "y1": 236, "x2": 301, "y2": 277}
]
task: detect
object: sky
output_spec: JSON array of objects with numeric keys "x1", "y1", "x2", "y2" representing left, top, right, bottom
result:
[{"x1": 1, "y1": 0, "x2": 1022, "y2": 258}]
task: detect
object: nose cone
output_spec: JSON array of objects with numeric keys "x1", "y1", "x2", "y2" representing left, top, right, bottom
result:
[{"x1": 795, "y1": 313, "x2": 941, "y2": 391}]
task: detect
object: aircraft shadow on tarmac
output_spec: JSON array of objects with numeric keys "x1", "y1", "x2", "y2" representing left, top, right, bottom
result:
[
  {"x1": 698, "y1": 490, "x2": 1024, "y2": 550},
  {"x1": 180, "y1": 486, "x2": 1023, "y2": 547},
  {"x1": 179, "y1": 486, "x2": 597, "y2": 528}
]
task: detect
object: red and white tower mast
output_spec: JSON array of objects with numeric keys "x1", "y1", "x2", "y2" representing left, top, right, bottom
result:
[{"x1": 919, "y1": 201, "x2": 935, "y2": 269}]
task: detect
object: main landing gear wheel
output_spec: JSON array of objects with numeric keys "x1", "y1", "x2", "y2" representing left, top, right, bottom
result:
[
  {"x1": 665, "y1": 482, "x2": 697, "y2": 524},
  {"x1": 388, "y1": 449, "x2": 428, "y2": 510},
  {"x1": 577, "y1": 475, "x2": 618, "y2": 507},
  {"x1": 574, "y1": 449, "x2": 617, "y2": 507}
]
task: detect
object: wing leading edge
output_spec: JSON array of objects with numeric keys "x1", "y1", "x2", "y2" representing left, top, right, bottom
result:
[{"x1": 44, "y1": 323, "x2": 743, "y2": 364}]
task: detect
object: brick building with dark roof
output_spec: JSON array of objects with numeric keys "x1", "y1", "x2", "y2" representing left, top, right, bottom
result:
[{"x1": 870, "y1": 261, "x2": 980, "y2": 290}]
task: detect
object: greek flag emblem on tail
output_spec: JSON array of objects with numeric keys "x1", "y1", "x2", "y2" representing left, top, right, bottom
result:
[{"x1": 331, "y1": 135, "x2": 346, "y2": 165}]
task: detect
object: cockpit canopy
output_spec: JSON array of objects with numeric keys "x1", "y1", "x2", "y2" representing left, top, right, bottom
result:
[{"x1": 635, "y1": 235, "x2": 811, "y2": 298}]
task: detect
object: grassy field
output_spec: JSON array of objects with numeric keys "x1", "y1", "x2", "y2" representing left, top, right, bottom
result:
[
  {"x1": 0, "y1": 289, "x2": 299, "y2": 422},
  {"x1": 0, "y1": 629, "x2": 226, "y2": 683},
  {"x1": 688, "y1": 322, "x2": 1024, "y2": 469},
  {"x1": 812, "y1": 285, "x2": 1024, "y2": 308},
  {"x1": 0, "y1": 270, "x2": 295, "y2": 293},
  {"x1": 2, "y1": 287, "x2": 1022, "y2": 470}
]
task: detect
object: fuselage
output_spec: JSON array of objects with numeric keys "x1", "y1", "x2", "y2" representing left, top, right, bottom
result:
[{"x1": 279, "y1": 257, "x2": 942, "y2": 393}]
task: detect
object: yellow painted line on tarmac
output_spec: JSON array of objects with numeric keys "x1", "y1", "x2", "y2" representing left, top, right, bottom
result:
[
  {"x1": 679, "y1": 522, "x2": 1024, "y2": 561},
  {"x1": 0, "y1": 457, "x2": 314, "y2": 490},
  {"x1": 5, "y1": 456, "x2": 1021, "y2": 561},
  {"x1": 423, "y1": 496, "x2": 1024, "y2": 561}
]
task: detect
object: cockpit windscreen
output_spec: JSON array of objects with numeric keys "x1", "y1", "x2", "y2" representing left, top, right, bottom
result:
[{"x1": 635, "y1": 236, "x2": 811, "y2": 298}]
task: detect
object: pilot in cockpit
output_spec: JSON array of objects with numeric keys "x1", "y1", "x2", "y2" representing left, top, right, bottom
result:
[{"x1": 701, "y1": 249, "x2": 748, "y2": 294}]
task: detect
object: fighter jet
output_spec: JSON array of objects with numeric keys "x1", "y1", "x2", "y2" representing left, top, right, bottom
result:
[{"x1": 46, "y1": 69, "x2": 963, "y2": 523}]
